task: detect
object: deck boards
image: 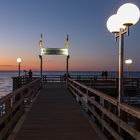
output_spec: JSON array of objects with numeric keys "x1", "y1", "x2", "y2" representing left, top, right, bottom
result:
[{"x1": 15, "y1": 83, "x2": 102, "y2": 140}]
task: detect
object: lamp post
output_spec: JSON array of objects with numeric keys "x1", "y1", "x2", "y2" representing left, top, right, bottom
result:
[
  {"x1": 125, "y1": 59, "x2": 132, "y2": 77},
  {"x1": 17, "y1": 58, "x2": 22, "y2": 77},
  {"x1": 66, "y1": 55, "x2": 70, "y2": 79},
  {"x1": 107, "y1": 4, "x2": 140, "y2": 134},
  {"x1": 66, "y1": 55, "x2": 70, "y2": 87},
  {"x1": 39, "y1": 55, "x2": 43, "y2": 78},
  {"x1": 106, "y1": 3, "x2": 140, "y2": 104}
]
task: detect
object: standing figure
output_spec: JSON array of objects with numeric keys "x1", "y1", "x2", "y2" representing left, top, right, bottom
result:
[
  {"x1": 28, "y1": 69, "x2": 32, "y2": 78},
  {"x1": 104, "y1": 71, "x2": 108, "y2": 79}
]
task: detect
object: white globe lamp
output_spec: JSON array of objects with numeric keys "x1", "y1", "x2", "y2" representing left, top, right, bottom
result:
[
  {"x1": 107, "y1": 14, "x2": 125, "y2": 33},
  {"x1": 117, "y1": 3, "x2": 140, "y2": 26}
]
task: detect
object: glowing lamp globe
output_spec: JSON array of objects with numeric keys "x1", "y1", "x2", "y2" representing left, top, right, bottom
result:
[
  {"x1": 125, "y1": 59, "x2": 132, "y2": 64},
  {"x1": 107, "y1": 14, "x2": 125, "y2": 33},
  {"x1": 17, "y1": 58, "x2": 22, "y2": 63},
  {"x1": 117, "y1": 3, "x2": 140, "y2": 25}
]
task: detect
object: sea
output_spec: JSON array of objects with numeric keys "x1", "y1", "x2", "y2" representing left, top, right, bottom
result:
[{"x1": 0, "y1": 70, "x2": 140, "y2": 98}]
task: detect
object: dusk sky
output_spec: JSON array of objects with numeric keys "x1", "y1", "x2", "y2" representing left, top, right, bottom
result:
[{"x1": 0, "y1": 0, "x2": 140, "y2": 71}]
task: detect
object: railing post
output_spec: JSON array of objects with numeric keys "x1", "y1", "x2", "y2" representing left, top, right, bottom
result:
[
  {"x1": 12, "y1": 77, "x2": 22, "y2": 91},
  {"x1": 66, "y1": 55, "x2": 70, "y2": 87},
  {"x1": 100, "y1": 97, "x2": 104, "y2": 132},
  {"x1": 136, "y1": 78, "x2": 139, "y2": 89},
  {"x1": 134, "y1": 118, "x2": 140, "y2": 132},
  {"x1": 39, "y1": 55, "x2": 43, "y2": 88}
]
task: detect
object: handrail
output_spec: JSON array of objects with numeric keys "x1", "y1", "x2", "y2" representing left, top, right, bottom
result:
[
  {"x1": 68, "y1": 78, "x2": 140, "y2": 140},
  {"x1": 0, "y1": 78, "x2": 41, "y2": 140},
  {"x1": 12, "y1": 75, "x2": 140, "y2": 89},
  {"x1": 69, "y1": 78, "x2": 118, "y2": 105},
  {"x1": 70, "y1": 79, "x2": 140, "y2": 117}
]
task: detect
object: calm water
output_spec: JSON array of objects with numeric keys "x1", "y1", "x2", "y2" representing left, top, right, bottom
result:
[{"x1": 0, "y1": 70, "x2": 140, "y2": 98}]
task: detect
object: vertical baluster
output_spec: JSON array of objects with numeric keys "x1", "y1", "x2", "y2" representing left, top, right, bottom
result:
[{"x1": 100, "y1": 97, "x2": 104, "y2": 132}]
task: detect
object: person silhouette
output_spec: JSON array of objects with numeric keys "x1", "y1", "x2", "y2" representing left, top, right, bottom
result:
[
  {"x1": 28, "y1": 69, "x2": 32, "y2": 78},
  {"x1": 104, "y1": 71, "x2": 108, "y2": 79}
]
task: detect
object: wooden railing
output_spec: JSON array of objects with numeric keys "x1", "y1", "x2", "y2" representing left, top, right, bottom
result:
[
  {"x1": 77, "y1": 77, "x2": 140, "y2": 89},
  {"x1": 42, "y1": 75, "x2": 65, "y2": 83},
  {"x1": 77, "y1": 77, "x2": 140, "y2": 105},
  {"x1": 0, "y1": 78, "x2": 41, "y2": 140},
  {"x1": 13, "y1": 74, "x2": 140, "y2": 87},
  {"x1": 13, "y1": 75, "x2": 66, "y2": 88},
  {"x1": 12, "y1": 76, "x2": 39, "y2": 90},
  {"x1": 68, "y1": 78, "x2": 140, "y2": 140}
]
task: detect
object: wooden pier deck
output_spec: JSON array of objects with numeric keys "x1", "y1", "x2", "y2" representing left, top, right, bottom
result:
[{"x1": 14, "y1": 83, "x2": 103, "y2": 140}]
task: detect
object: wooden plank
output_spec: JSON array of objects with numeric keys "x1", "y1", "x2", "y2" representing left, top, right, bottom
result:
[{"x1": 15, "y1": 83, "x2": 103, "y2": 140}]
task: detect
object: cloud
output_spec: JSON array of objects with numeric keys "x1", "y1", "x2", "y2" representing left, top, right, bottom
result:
[{"x1": 0, "y1": 65, "x2": 15, "y2": 67}]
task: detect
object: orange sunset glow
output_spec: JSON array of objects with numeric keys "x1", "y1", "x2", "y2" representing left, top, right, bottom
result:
[{"x1": 0, "y1": 0, "x2": 140, "y2": 72}]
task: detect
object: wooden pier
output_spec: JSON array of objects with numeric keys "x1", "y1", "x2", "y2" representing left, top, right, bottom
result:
[
  {"x1": 1, "y1": 75, "x2": 140, "y2": 140},
  {"x1": 13, "y1": 83, "x2": 103, "y2": 140}
]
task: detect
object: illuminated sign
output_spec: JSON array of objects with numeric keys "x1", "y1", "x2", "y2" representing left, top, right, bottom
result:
[{"x1": 41, "y1": 48, "x2": 68, "y2": 55}]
